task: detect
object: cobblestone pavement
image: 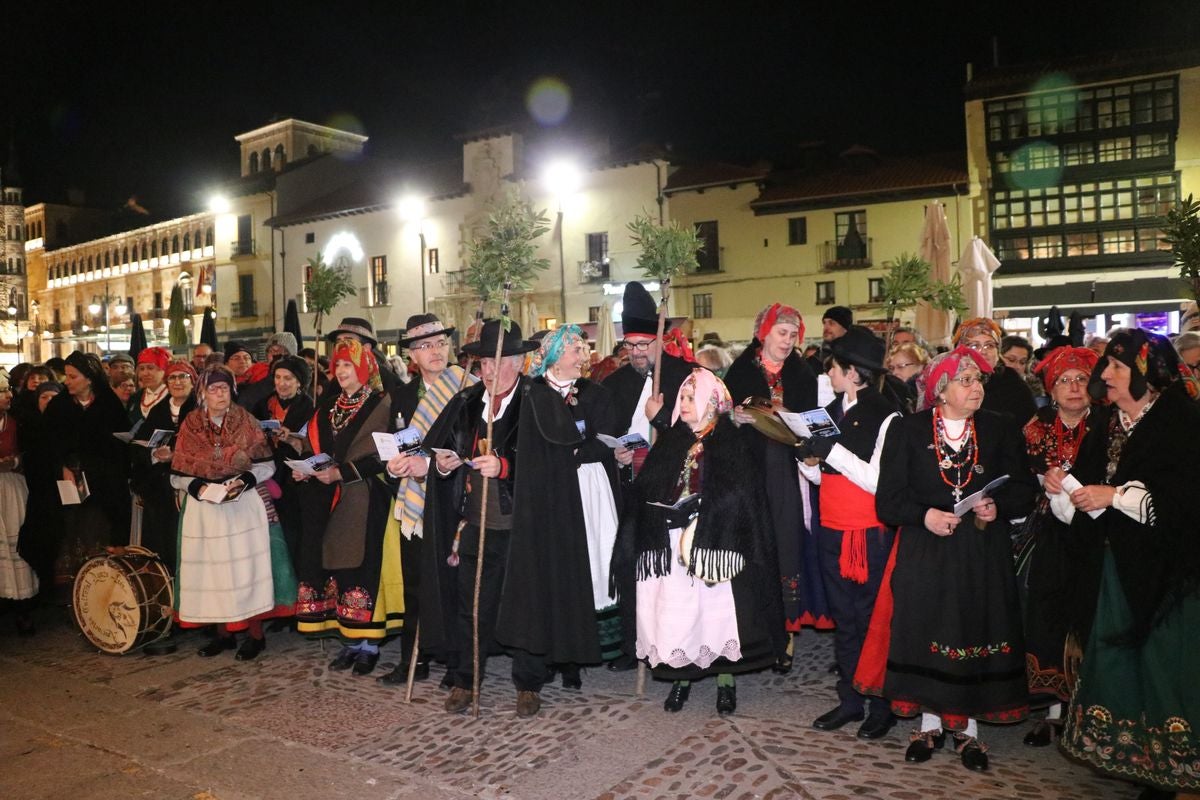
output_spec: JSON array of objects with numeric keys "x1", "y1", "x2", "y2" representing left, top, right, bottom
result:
[{"x1": 0, "y1": 602, "x2": 1138, "y2": 800}]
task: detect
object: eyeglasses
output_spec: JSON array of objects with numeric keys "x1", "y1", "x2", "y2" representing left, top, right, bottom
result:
[
  {"x1": 410, "y1": 337, "x2": 449, "y2": 352},
  {"x1": 949, "y1": 374, "x2": 988, "y2": 388},
  {"x1": 166, "y1": 374, "x2": 193, "y2": 382},
  {"x1": 1054, "y1": 374, "x2": 1089, "y2": 388},
  {"x1": 890, "y1": 362, "x2": 918, "y2": 370},
  {"x1": 1002, "y1": 354, "x2": 1029, "y2": 367},
  {"x1": 622, "y1": 340, "x2": 655, "y2": 351},
  {"x1": 965, "y1": 341, "x2": 998, "y2": 352}
]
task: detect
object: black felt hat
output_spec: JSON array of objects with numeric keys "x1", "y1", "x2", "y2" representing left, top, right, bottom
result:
[
  {"x1": 459, "y1": 319, "x2": 538, "y2": 357},
  {"x1": 620, "y1": 281, "x2": 670, "y2": 336},
  {"x1": 829, "y1": 325, "x2": 885, "y2": 372},
  {"x1": 325, "y1": 317, "x2": 378, "y2": 347}
]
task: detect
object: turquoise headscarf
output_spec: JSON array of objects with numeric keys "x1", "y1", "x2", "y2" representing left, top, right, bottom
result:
[{"x1": 529, "y1": 324, "x2": 585, "y2": 378}]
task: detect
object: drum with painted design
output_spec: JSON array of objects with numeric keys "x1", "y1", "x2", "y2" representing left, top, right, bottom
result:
[{"x1": 73, "y1": 546, "x2": 173, "y2": 654}]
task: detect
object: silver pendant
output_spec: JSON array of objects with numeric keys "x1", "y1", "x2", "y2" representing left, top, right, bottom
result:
[
  {"x1": 1061, "y1": 460, "x2": 1072, "y2": 472},
  {"x1": 953, "y1": 487, "x2": 963, "y2": 503},
  {"x1": 940, "y1": 457, "x2": 953, "y2": 470},
  {"x1": 973, "y1": 464, "x2": 984, "y2": 474}
]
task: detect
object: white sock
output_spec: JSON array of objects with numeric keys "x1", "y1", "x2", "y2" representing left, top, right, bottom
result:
[
  {"x1": 359, "y1": 642, "x2": 379, "y2": 654},
  {"x1": 1046, "y1": 703, "x2": 1063, "y2": 721},
  {"x1": 964, "y1": 718, "x2": 978, "y2": 739},
  {"x1": 920, "y1": 713, "x2": 942, "y2": 733}
]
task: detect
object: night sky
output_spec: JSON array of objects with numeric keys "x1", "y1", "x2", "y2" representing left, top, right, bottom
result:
[{"x1": 8, "y1": 1, "x2": 1199, "y2": 215}]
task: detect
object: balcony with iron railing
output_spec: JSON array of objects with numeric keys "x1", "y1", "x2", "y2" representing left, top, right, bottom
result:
[
  {"x1": 820, "y1": 237, "x2": 874, "y2": 270},
  {"x1": 230, "y1": 239, "x2": 256, "y2": 258},
  {"x1": 578, "y1": 258, "x2": 611, "y2": 283},
  {"x1": 231, "y1": 300, "x2": 258, "y2": 317}
]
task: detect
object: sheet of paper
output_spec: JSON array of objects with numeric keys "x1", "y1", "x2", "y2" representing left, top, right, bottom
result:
[
  {"x1": 596, "y1": 432, "x2": 650, "y2": 450},
  {"x1": 373, "y1": 432, "x2": 401, "y2": 461},
  {"x1": 1059, "y1": 474, "x2": 1104, "y2": 519},
  {"x1": 953, "y1": 474, "x2": 1010, "y2": 517},
  {"x1": 198, "y1": 482, "x2": 230, "y2": 503},
  {"x1": 135, "y1": 429, "x2": 174, "y2": 448},
  {"x1": 57, "y1": 479, "x2": 82, "y2": 505},
  {"x1": 284, "y1": 454, "x2": 335, "y2": 477}
]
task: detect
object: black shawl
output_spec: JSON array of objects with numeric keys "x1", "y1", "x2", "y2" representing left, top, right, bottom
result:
[{"x1": 723, "y1": 341, "x2": 818, "y2": 412}]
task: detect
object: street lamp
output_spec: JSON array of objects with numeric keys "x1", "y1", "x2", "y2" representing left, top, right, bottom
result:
[
  {"x1": 543, "y1": 160, "x2": 582, "y2": 325},
  {"x1": 397, "y1": 194, "x2": 427, "y2": 312},
  {"x1": 88, "y1": 283, "x2": 128, "y2": 355}
]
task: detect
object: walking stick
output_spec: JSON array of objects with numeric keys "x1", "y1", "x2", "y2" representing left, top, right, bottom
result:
[
  {"x1": 471, "y1": 284, "x2": 512, "y2": 718},
  {"x1": 403, "y1": 622, "x2": 421, "y2": 704}
]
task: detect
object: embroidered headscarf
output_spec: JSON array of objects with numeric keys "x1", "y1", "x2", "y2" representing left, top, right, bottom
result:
[
  {"x1": 1034, "y1": 346, "x2": 1098, "y2": 393},
  {"x1": 330, "y1": 339, "x2": 382, "y2": 392},
  {"x1": 529, "y1": 324, "x2": 585, "y2": 378},
  {"x1": 919, "y1": 345, "x2": 993, "y2": 410},
  {"x1": 662, "y1": 328, "x2": 697, "y2": 363},
  {"x1": 753, "y1": 303, "x2": 804, "y2": 343},
  {"x1": 952, "y1": 317, "x2": 1003, "y2": 346},
  {"x1": 164, "y1": 359, "x2": 198, "y2": 385},
  {"x1": 197, "y1": 365, "x2": 236, "y2": 404},
  {"x1": 672, "y1": 367, "x2": 734, "y2": 427},
  {"x1": 1088, "y1": 327, "x2": 1199, "y2": 402}
]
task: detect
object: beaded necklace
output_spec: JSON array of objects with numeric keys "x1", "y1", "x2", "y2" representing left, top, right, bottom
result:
[
  {"x1": 932, "y1": 407, "x2": 980, "y2": 503},
  {"x1": 1052, "y1": 410, "x2": 1089, "y2": 471},
  {"x1": 330, "y1": 386, "x2": 371, "y2": 433},
  {"x1": 545, "y1": 373, "x2": 579, "y2": 405}
]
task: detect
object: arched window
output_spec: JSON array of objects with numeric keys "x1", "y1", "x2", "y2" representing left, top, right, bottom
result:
[
  {"x1": 262, "y1": 148, "x2": 272, "y2": 171},
  {"x1": 71, "y1": 260, "x2": 77, "y2": 275},
  {"x1": 162, "y1": 237, "x2": 169, "y2": 255},
  {"x1": 141, "y1": 242, "x2": 148, "y2": 260},
  {"x1": 151, "y1": 240, "x2": 158, "y2": 258},
  {"x1": 275, "y1": 144, "x2": 285, "y2": 167},
  {"x1": 172, "y1": 235, "x2": 179, "y2": 254},
  {"x1": 183, "y1": 232, "x2": 190, "y2": 251},
  {"x1": 104, "y1": 252, "x2": 110, "y2": 269},
  {"x1": 87, "y1": 255, "x2": 93, "y2": 271},
  {"x1": 205, "y1": 227, "x2": 213, "y2": 247},
  {"x1": 123, "y1": 246, "x2": 129, "y2": 263},
  {"x1": 17, "y1": 257, "x2": 23, "y2": 274},
  {"x1": 249, "y1": 151, "x2": 259, "y2": 173}
]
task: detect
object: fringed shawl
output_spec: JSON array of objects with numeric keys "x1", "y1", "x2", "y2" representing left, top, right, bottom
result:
[{"x1": 172, "y1": 403, "x2": 272, "y2": 480}]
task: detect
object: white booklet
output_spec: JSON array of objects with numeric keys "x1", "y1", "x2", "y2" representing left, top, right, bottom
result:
[
  {"x1": 284, "y1": 453, "x2": 336, "y2": 477},
  {"x1": 133, "y1": 429, "x2": 174, "y2": 448},
  {"x1": 596, "y1": 432, "x2": 650, "y2": 450},
  {"x1": 953, "y1": 474, "x2": 1010, "y2": 517},
  {"x1": 198, "y1": 478, "x2": 248, "y2": 504},
  {"x1": 57, "y1": 472, "x2": 91, "y2": 505},
  {"x1": 777, "y1": 408, "x2": 841, "y2": 439},
  {"x1": 372, "y1": 426, "x2": 424, "y2": 461}
]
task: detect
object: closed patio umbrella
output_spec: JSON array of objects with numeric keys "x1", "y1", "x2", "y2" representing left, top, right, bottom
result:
[
  {"x1": 916, "y1": 202, "x2": 953, "y2": 346},
  {"x1": 199, "y1": 308, "x2": 218, "y2": 349},
  {"x1": 128, "y1": 313, "x2": 148, "y2": 360},
  {"x1": 960, "y1": 236, "x2": 1001, "y2": 319}
]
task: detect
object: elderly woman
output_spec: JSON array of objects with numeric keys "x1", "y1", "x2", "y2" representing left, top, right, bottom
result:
[
  {"x1": 616, "y1": 369, "x2": 784, "y2": 715},
  {"x1": 130, "y1": 347, "x2": 172, "y2": 427},
  {"x1": 1013, "y1": 346, "x2": 1101, "y2": 747},
  {"x1": 44, "y1": 352, "x2": 132, "y2": 565},
  {"x1": 294, "y1": 340, "x2": 401, "y2": 676},
  {"x1": 953, "y1": 318, "x2": 1037, "y2": 429},
  {"x1": 500, "y1": 324, "x2": 623, "y2": 689},
  {"x1": 1177, "y1": 330, "x2": 1200, "y2": 384},
  {"x1": 1056, "y1": 329, "x2": 1200, "y2": 799},
  {"x1": 886, "y1": 341, "x2": 929, "y2": 414},
  {"x1": 725, "y1": 303, "x2": 822, "y2": 672},
  {"x1": 131, "y1": 361, "x2": 198, "y2": 585},
  {"x1": 0, "y1": 376, "x2": 38, "y2": 633},
  {"x1": 170, "y1": 366, "x2": 296, "y2": 660},
  {"x1": 856, "y1": 346, "x2": 1036, "y2": 772}
]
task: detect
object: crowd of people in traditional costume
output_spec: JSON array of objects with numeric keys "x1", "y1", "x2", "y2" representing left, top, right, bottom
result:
[{"x1": 2, "y1": 283, "x2": 1198, "y2": 799}]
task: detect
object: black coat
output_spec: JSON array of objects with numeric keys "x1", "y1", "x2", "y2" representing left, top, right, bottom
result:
[
  {"x1": 495, "y1": 377, "x2": 610, "y2": 664},
  {"x1": 601, "y1": 353, "x2": 694, "y2": 437},
  {"x1": 982, "y1": 365, "x2": 1038, "y2": 431},
  {"x1": 130, "y1": 396, "x2": 195, "y2": 568},
  {"x1": 723, "y1": 343, "x2": 818, "y2": 415}
]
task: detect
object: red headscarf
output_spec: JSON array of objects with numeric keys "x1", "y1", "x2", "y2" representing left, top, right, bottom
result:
[
  {"x1": 754, "y1": 303, "x2": 804, "y2": 343},
  {"x1": 1034, "y1": 346, "x2": 1098, "y2": 393},
  {"x1": 136, "y1": 346, "x2": 171, "y2": 371},
  {"x1": 164, "y1": 360, "x2": 198, "y2": 385},
  {"x1": 921, "y1": 345, "x2": 993, "y2": 409},
  {"x1": 330, "y1": 339, "x2": 382, "y2": 391},
  {"x1": 661, "y1": 328, "x2": 697, "y2": 363}
]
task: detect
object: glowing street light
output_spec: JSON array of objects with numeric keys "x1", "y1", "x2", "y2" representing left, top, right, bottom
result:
[
  {"x1": 397, "y1": 194, "x2": 429, "y2": 312},
  {"x1": 208, "y1": 195, "x2": 231, "y2": 214}
]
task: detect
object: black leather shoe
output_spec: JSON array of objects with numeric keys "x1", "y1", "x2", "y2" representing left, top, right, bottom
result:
[
  {"x1": 771, "y1": 654, "x2": 793, "y2": 674},
  {"x1": 377, "y1": 660, "x2": 430, "y2": 685},
  {"x1": 1022, "y1": 720, "x2": 1055, "y2": 747},
  {"x1": 351, "y1": 650, "x2": 380, "y2": 676},
  {"x1": 857, "y1": 712, "x2": 897, "y2": 740},
  {"x1": 606, "y1": 653, "x2": 638, "y2": 672},
  {"x1": 812, "y1": 705, "x2": 865, "y2": 731},
  {"x1": 560, "y1": 665, "x2": 582, "y2": 690},
  {"x1": 716, "y1": 685, "x2": 736, "y2": 715},
  {"x1": 439, "y1": 670, "x2": 455, "y2": 690},
  {"x1": 904, "y1": 730, "x2": 946, "y2": 763},
  {"x1": 328, "y1": 647, "x2": 356, "y2": 671},
  {"x1": 235, "y1": 636, "x2": 266, "y2": 661},
  {"x1": 663, "y1": 683, "x2": 690, "y2": 712},
  {"x1": 955, "y1": 736, "x2": 989, "y2": 772},
  {"x1": 197, "y1": 636, "x2": 236, "y2": 657}
]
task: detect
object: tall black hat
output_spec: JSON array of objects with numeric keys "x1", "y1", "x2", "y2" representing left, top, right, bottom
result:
[{"x1": 620, "y1": 281, "x2": 670, "y2": 336}]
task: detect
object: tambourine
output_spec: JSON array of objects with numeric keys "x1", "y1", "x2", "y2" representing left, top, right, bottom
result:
[{"x1": 738, "y1": 397, "x2": 800, "y2": 446}]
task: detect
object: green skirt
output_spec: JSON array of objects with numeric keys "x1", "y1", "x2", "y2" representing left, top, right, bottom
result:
[{"x1": 1061, "y1": 551, "x2": 1200, "y2": 791}]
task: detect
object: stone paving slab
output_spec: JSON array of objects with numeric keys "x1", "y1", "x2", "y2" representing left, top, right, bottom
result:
[{"x1": 0, "y1": 605, "x2": 1139, "y2": 799}]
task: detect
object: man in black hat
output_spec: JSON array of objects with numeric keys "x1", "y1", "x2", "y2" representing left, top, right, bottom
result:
[
  {"x1": 601, "y1": 281, "x2": 693, "y2": 469},
  {"x1": 417, "y1": 319, "x2": 551, "y2": 717},
  {"x1": 799, "y1": 326, "x2": 902, "y2": 740},
  {"x1": 822, "y1": 306, "x2": 853, "y2": 343},
  {"x1": 377, "y1": 313, "x2": 474, "y2": 687},
  {"x1": 326, "y1": 316, "x2": 401, "y2": 391}
]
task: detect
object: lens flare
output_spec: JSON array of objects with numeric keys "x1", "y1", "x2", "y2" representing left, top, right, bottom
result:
[{"x1": 526, "y1": 77, "x2": 572, "y2": 126}]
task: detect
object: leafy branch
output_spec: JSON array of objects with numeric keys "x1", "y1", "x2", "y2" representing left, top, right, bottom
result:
[
  {"x1": 304, "y1": 251, "x2": 357, "y2": 349},
  {"x1": 880, "y1": 252, "x2": 967, "y2": 346},
  {"x1": 1162, "y1": 193, "x2": 1200, "y2": 302},
  {"x1": 466, "y1": 190, "x2": 551, "y2": 327},
  {"x1": 627, "y1": 214, "x2": 703, "y2": 283}
]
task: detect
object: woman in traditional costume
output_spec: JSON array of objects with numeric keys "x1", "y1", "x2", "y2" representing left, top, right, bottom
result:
[
  {"x1": 1057, "y1": 329, "x2": 1200, "y2": 799},
  {"x1": 293, "y1": 340, "x2": 401, "y2": 676},
  {"x1": 505, "y1": 324, "x2": 622, "y2": 689},
  {"x1": 170, "y1": 366, "x2": 296, "y2": 660},
  {"x1": 724, "y1": 303, "x2": 823, "y2": 672},
  {"x1": 857, "y1": 346, "x2": 1036, "y2": 772},
  {"x1": 1013, "y1": 346, "x2": 1101, "y2": 747},
  {"x1": 617, "y1": 368, "x2": 784, "y2": 715},
  {"x1": 0, "y1": 375, "x2": 38, "y2": 633}
]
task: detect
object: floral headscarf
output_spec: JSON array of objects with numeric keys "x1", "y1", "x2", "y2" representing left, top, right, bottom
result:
[
  {"x1": 1034, "y1": 346, "x2": 1098, "y2": 394},
  {"x1": 1090, "y1": 327, "x2": 1199, "y2": 402},
  {"x1": 753, "y1": 303, "x2": 804, "y2": 343},
  {"x1": 330, "y1": 339, "x2": 382, "y2": 391},
  {"x1": 919, "y1": 345, "x2": 993, "y2": 410},
  {"x1": 528, "y1": 324, "x2": 585, "y2": 378},
  {"x1": 951, "y1": 317, "x2": 1002, "y2": 346},
  {"x1": 672, "y1": 367, "x2": 733, "y2": 427}
]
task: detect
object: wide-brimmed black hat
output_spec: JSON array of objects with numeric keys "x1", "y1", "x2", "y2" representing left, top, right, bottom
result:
[
  {"x1": 621, "y1": 281, "x2": 671, "y2": 337},
  {"x1": 399, "y1": 313, "x2": 456, "y2": 348},
  {"x1": 829, "y1": 325, "x2": 884, "y2": 372},
  {"x1": 460, "y1": 319, "x2": 538, "y2": 357},
  {"x1": 326, "y1": 317, "x2": 378, "y2": 347}
]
